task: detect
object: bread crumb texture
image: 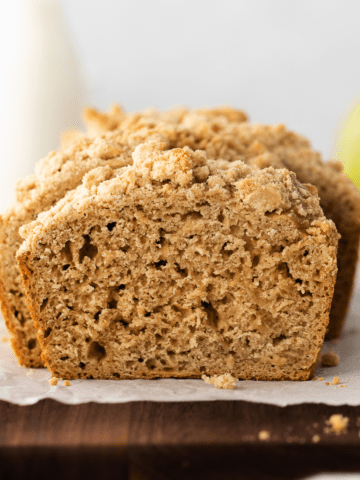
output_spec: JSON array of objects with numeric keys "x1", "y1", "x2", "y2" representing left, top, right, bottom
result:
[
  {"x1": 326, "y1": 414, "x2": 349, "y2": 434},
  {"x1": 321, "y1": 350, "x2": 340, "y2": 367},
  {"x1": 49, "y1": 377, "x2": 58, "y2": 386},
  {"x1": 63, "y1": 380, "x2": 71, "y2": 387},
  {"x1": 258, "y1": 430, "x2": 270, "y2": 441},
  {"x1": 202, "y1": 373, "x2": 237, "y2": 389},
  {"x1": 17, "y1": 141, "x2": 338, "y2": 381}
]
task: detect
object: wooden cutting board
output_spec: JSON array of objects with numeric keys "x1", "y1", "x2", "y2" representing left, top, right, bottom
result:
[{"x1": 0, "y1": 400, "x2": 360, "y2": 479}]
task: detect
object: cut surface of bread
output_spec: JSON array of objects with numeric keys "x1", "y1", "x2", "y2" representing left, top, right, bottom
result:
[
  {"x1": 17, "y1": 142, "x2": 338, "y2": 381},
  {"x1": 85, "y1": 106, "x2": 360, "y2": 338}
]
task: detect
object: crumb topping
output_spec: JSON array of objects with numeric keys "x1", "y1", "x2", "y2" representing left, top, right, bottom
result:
[
  {"x1": 326, "y1": 414, "x2": 349, "y2": 434},
  {"x1": 202, "y1": 374, "x2": 237, "y2": 390},
  {"x1": 258, "y1": 430, "x2": 270, "y2": 441},
  {"x1": 321, "y1": 350, "x2": 340, "y2": 367}
]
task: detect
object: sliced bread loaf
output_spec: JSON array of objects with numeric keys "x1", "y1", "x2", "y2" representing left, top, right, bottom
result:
[
  {"x1": 85, "y1": 106, "x2": 360, "y2": 338},
  {"x1": 17, "y1": 142, "x2": 338, "y2": 380}
]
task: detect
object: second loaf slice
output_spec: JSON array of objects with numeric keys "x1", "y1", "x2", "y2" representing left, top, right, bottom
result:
[{"x1": 17, "y1": 142, "x2": 338, "y2": 381}]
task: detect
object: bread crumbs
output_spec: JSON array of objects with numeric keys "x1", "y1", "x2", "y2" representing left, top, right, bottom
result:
[
  {"x1": 312, "y1": 435, "x2": 320, "y2": 443},
  {"x1": 321, "y1": 350, "x2": 340, "y2": 367},
  {"x1": 332, "y1": 376, "x2": 340, "y2": 385},
  {"x1": 318, "y1": 377, "x2": 324, "y2": 381},
  {"x1": 202, "y1": 373, "x2": 236, "y2": 389},
  {"x1": 63, "y1": 380, "x2": 71, "y2": 387},
  {"x1": 0, "y1": 336, "x2": 8, "y2": 343},
  {"x1": 258, "y1": 430, "x2": 270, "y2": 441},
  {"x1": 49, "y1": 377, "x2": 58, "y2": 386},
  {"x1": 327, "y1": 414, "x2": 349, "y2": 434}
]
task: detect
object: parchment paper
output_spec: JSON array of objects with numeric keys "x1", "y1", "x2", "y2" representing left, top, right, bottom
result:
[{"x1": 0, "y1": 272, "x2": 359, "y2": 406}]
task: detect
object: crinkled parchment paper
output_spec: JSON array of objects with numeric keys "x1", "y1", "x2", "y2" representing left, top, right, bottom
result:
[{"x1": 0, "y1": 273, "x2": 359, "y2": 406}]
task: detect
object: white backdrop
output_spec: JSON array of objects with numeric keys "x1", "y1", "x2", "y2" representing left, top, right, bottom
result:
[
  {"x1": 63, "y1": 0, "x2": 360, "y2": 157},
  {"x1": 0, "y1": 0, "x2": 359, "y2": 210}
]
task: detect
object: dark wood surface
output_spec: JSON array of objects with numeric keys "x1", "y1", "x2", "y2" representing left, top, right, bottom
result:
[{"x1": 0, "y1": 399, "x2": 360, "y2": 480}]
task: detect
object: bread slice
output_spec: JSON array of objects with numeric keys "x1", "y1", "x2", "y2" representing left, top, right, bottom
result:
[
  {"x1": 0, "y1": 124, "x2": 171, "y2": 367},
  {"x1": 17, "y1": 142, "x2": 338, "y2": 381},
  {"x1": 85, "y1": 107, "x2": 360, "y2": 338},
  {"x1": 0, "y1": 106, "x2": 249, "y2": 368}
]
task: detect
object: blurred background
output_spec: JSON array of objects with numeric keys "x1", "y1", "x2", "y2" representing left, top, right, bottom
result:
[{"x1": 0, "y1": 0, "x2": 359, "y2": 210}]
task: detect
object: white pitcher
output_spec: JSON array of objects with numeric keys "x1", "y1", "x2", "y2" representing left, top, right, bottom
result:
[{"x1": 0, "y1": 0, "x2": 87, "y2": 211}]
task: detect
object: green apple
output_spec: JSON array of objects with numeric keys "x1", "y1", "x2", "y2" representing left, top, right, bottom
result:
[{"x1": 334, "y1": 99, "x2": 360, "y2": 191}]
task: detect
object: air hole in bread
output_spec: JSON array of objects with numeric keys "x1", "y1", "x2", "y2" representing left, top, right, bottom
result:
[
  {"x1": 79, "y1": 235, "x2": 98, "y2": 263},
  {"x1": 88, "y1": 341, "x2": 106, "y2": 362},
  {"x1": 108, "y1": 299, "x2": 117, "y2": 309},
  {"x1": 154, "y1": 260, "x2": 167, "y2": 269},
  {"x1": 60, "y1": 241, "x2": 73, "y2": 263},
  {"x1": 252, "y1": 255, "x2": 260, "y2": 267},
  {"x1": 27, "y1": 339, "x2": 36, "y2": 350},
  {"x1": 174, "y1": 263, "x2": 187, "y2": 277},
  {"x1": 172, "y1": 305, "x2": 182, "y2": 313},
  {"x1": 145, "y1": 359, "x2": 156, "y2": 370},
  {"x1": 44, "y1": 327, "x2": 52, "y2": 338},
  {"x1": 106, "y1": 222, "x2": 116, "y2": 232},
  {"x1": 156, "y1": 237, "x2": 165, "y2": 246},
  {"x1": 201, "y1": 301, "x2": 219, "y2": 329},
  {"x1": 40, "y1": 298, "x2": 48, "y2": 312},
  {"x1": 273, "y1": 334, "x2": 287, "y2": 346}
]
